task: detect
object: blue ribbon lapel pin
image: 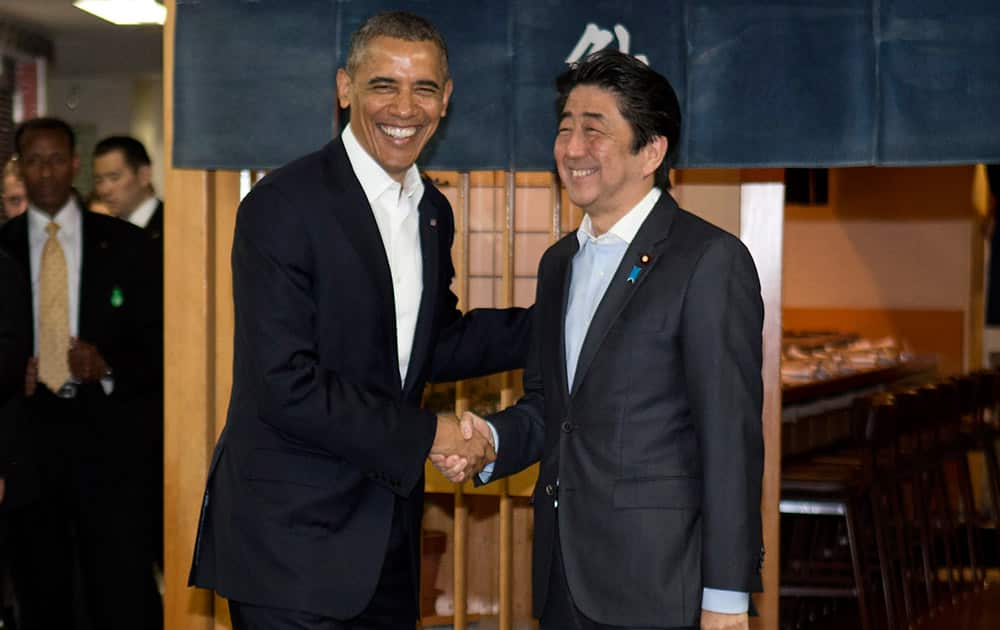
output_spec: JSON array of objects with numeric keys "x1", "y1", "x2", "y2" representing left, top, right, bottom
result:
[{"x1": 626, "y1": 253, "x2": 652, "y2": 284}]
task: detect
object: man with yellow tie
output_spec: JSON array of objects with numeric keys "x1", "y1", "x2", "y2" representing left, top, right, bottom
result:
[{"x1": 0, "y1": 118, "x2": 162, "y2": 630}]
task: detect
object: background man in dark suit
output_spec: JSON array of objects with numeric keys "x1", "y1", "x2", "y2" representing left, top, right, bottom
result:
[
  {"x1": 188, "y1": 11, "x2": 529, "y2": 630},
  {"x1": 0, "y1": 117, "x2": 162, "y2": 630},
  {"x1": 435, "y1": 50, "x2": 764, "y2": 630},
  {"x1": 93, "y1": 135, "x2": 162, "y2": 241},
  {"x1": 92, "y1": 133, "x2": 164, "y2": 573}
]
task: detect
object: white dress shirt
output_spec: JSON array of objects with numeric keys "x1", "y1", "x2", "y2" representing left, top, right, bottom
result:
[
  {"x1": 341, "y1": 124, "x2": 423, "y2": 386},
  {"x1": 564, "y1": 187, "x2": 660, "y2": 389},
  {"x1": 28, "y1": 199, "x2": 82, "y2": 353},
  {"x1": 127, "y1": 195, "x2": 160, "y2": 229}
]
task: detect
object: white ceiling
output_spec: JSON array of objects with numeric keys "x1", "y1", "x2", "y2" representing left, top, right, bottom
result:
[{"x1": 0, "y1": 0, "x2": 162, "y2": 76}]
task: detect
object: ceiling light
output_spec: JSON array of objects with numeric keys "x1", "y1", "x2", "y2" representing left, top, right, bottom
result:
[{"x1": 73, "y1": 0, "x2": 166, "y2": 26}]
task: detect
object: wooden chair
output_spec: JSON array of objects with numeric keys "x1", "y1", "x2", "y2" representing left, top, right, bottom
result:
[
  {"x1": 891, "y1": 388, "x2": 941, "y2": 622},
  {"x1": 780, "y1": 395, "x2": 897, "y2": 630}
]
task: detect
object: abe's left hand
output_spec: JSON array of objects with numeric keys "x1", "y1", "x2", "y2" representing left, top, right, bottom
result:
[
  {"x1": 701, "y1": 610, "x2": 748, "y2": 630},
  {"x1": 68, "y1": 338, "x2": 109, "y2": 383}
]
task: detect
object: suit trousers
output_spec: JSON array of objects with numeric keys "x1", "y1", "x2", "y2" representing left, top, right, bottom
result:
[
  {"x1": 540, "y1": 511, "x2": 695, "y2": 630},
  {"x1": 230, "y1": 495, "x2": 417, "y2": 630},
  {"x1": 8, "y1": 388, "x2": 162, "y2": 630}
]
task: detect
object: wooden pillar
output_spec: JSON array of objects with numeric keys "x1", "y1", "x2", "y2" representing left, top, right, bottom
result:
[
  {"x1": 971, "y1": 163, "x2": 991, "y2": 369},
  {"x1": 740, "y1": 170, "x2": 785, "y2": 630}
]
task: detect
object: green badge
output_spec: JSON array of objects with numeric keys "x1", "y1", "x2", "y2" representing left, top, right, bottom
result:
[{"x1": 110, "y1": 286, "x2": 124, "y2": 308}]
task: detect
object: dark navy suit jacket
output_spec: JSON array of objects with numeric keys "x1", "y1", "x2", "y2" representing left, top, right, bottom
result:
[{"x1": 188, "y1": 138, "x2": 529, "y2": 618}]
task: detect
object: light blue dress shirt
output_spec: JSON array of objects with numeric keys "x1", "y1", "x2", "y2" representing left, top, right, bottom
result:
[{"x1": 482, "y1": 188, "x2": 748, "y2": 614}]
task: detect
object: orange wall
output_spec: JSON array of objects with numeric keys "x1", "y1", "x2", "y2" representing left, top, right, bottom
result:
[{"x1": 784, "y1": 166, "x2": 978, "y2": 373}]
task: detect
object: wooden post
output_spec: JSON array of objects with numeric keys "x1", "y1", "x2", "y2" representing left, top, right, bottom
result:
[
  {"x1": 451, "y1": 172, "x2": 472, "y2": 630},
  {"x1": 971, "y1": 164, "x2": 990, "y2": 370},
  {"x1": 739, "y1": 172, "x2": 785, "y2": 630},
  {"x1": 497, "y1": 170, "x2": 517, "y2": 630}
]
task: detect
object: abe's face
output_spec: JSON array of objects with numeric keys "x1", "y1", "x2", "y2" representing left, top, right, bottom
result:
[
  {"x1": 554, "y1": 85, "x2": 662, "y2": 220},
  {"x1": 19, "y1": 129, "x2": 79, "y2": 216},
  {"x1": 336, "y1": 36, "x2": 453, "y2": 183}
]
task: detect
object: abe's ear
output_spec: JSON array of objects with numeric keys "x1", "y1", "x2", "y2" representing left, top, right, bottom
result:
[{"x1": 641, "y1": 136, "x2": 668, "y2": 180}]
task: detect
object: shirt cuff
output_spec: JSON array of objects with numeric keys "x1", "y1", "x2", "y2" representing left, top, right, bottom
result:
[
  {"x1": 477, "y1": 421, "x2": 500, "y2": 483},
  {"x1": 701, "y1": 588, "x2": 749, "y2": 614}
]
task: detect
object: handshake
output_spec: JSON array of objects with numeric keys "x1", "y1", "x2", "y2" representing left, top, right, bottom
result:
[{"x1": 429, "y1": 411, "x2": 495, "y2": 483}]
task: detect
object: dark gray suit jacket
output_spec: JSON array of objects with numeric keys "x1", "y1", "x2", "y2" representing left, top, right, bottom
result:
[{"x1": 484, "y1": 191, "x2": 764, "y2": 627}]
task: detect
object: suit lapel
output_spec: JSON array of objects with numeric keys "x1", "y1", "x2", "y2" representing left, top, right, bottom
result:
[
  {"x1": 402, "y1": 185, "x2": 440, "y2": 395},
  {"x1": 547, "y1": 234, "x2": 578, "y2": 401},
  {"x1": 570, "y1": 194, "x2": 679, "y2": 398},
  {"x1": 322, "y1": 139, "x2": 401, "y2": 387}
]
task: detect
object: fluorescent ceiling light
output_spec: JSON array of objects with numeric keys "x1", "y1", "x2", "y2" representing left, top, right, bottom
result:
[{"x1": 73, "y1": 0, "x2": 166, "y2": 26}]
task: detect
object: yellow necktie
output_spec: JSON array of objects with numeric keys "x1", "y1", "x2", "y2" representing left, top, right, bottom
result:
[{"x1": 38, "y1": 221, "x2": 70, "y2": 388}]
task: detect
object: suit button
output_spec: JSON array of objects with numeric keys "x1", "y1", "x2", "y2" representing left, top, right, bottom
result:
[
  {"x1": 561, "y1": 421, "x2": 573, "y2": 433},
  {"x1": 545, "y1": 484, "x2": 554, "y2": 496}
]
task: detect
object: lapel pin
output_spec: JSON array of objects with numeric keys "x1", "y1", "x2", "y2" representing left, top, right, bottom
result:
[{"x1": 627, "y1": 253, "x2": 652, "y2": 284}]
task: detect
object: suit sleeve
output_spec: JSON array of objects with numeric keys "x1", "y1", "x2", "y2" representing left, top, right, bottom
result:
[
  {"x1": 475, "y1": 260, "x2": 548, "y2": 484},
  {"x1": 428, "y1": 211, "x2": 531, "y2": 383},
  {"x1": 234, "y1": 183, "x2": 436, "y2": 496},
  {"x1": 681, "y1": 236, "x2": 764, "y2": 593}
]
